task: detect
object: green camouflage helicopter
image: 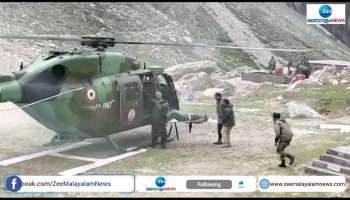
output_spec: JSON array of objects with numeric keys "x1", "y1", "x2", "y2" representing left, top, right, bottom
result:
[{"x1": 0, "y1": 35, "x2": 310, "y2": 150}]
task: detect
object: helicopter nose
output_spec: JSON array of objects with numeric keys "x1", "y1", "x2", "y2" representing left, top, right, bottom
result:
[{"x1": 0, "y1": 81, "x2": 22, "y2": 103}]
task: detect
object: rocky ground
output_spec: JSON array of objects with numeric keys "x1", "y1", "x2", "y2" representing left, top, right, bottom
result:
[
  {"x1": 1, "y1": 72, "x2": 350, "y2": 198},
  {"x1": 0, "y1": 2, "x2": 350, "y2": 198},
  {"x1": 1, "y1": 89, "x2": 350, "y2": 197}
]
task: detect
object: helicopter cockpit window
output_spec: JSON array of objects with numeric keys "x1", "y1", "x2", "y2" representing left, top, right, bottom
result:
[{"x1": 21, "y1": 65, "x2": 66, "y2": 102}]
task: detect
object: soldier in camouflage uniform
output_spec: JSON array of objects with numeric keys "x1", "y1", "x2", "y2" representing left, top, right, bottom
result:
[
  {"x1": 268, "y1": 56, "x2": 277, "y2": 74},
  {"x1": 286, "y1": 60, "x2": 294, "y2": 75},
  {"x1": 151, "y1": 91, "x2": 169, "y2": 149},
  {"x1": 273, "y1": 112, "x2": 295, "y2": 168},
  {"x1": 221, "y1": 99, "x2": 235, "y2": 148},
  {"x1": 299, "y1": 55, "x2": 312, "y2": 78}
]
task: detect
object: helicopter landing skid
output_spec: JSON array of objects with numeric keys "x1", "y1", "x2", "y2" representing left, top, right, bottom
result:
[{"x1": 46, "y1": 134, "x2": 83, "y2": 147}]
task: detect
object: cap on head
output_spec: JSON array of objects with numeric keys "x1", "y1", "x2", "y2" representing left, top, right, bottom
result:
[
  {"x1": 214, "y1": 92, "x2": 222, "y2": 100},
  {"x1": 273, "y1": 112, "x2": 281, "y2": 120}
]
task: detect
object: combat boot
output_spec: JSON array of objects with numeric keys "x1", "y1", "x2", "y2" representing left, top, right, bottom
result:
[
  {"x1": 161, "y1": 136, "x2": 167, "y2": 149},
  {"x1": 278, "y1": 160, "x2": 287, "y2": 168},
  {"x1": 213, "y1": 139, "x2": 222, "y2": 145},
  {"x1": 289, "y1": 155, "x2": 295, "y2": 165},
  {"x1": 151, "y1": 143, "x2": 156, "y2": 148},
  {"x1": 221, "y1": 143, "x2": 231, "y2": 148},
  {"x1": 151, "y1": 136, "x2": 157, "y2": 148}
]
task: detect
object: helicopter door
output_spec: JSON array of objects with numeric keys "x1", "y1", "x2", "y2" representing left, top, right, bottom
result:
[
  {"x1": 116, "y1": 76, "x2": 144, "y2": 126},
  {"x1": 158, "y1": 74, "x2": 179, "y2": 110}
]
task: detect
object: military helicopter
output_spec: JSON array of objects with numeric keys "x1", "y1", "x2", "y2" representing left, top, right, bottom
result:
[{"x1": 0, "y1": 35, "x2": 311, "y2": 151}]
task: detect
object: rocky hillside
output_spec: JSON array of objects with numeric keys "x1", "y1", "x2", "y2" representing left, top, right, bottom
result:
[{"x1": 0, "y1": 2, "x2": 349, "y2": 74}]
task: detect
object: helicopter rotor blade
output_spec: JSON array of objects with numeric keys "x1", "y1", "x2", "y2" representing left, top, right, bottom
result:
[
  {"x1": 0, "y1": 34, "x2": 82, "y2": 42},
  {"x1": 114, "y1": 41, "x2": 313, "y2": 52},
  {"x1": 0, "y1": 34, "x2": 314, "y2": 52}
]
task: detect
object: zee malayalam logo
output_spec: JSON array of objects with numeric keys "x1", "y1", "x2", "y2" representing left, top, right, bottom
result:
[{"x1": 306, "y1": 4, "x2": 346, "y2": 24}]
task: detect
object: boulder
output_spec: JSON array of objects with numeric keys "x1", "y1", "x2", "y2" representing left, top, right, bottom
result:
[
  {"x1": 287, "y1": 80, "x2": 303, "y2": 91},
  {"x1": 289, "y1": 79, "x2": 322, "y2": 90},
  {"x1": 224, "y1": 66, "x2": 256, "y2": 78},
  {"x1": 286, "y1": 101, "x2": 322, "y2": 119},
  {"x1": 224, "y1": 77, "x2": 261, "y2": 98},
  {"x1": 345, "y1": 106, "x2": 350, "y2": 115},
  {"x1": 175, "y1": 72, "x2": 218, "y2": 92},
  {"x1": 164, "y1": 60, "x2": 218, "y2": 81},
  {"x1": 201, "y1": 88, "x2": 225, "y2": 98},
  {"x1": 309, "y1": 66, "x2": 350, "y2": 85},
  {"x1": 340, "y1": 67, "x2": 350, "y2": 76},
  {"x1": 331, "y1": 79, "x2": 340, "y2": 85},
  {"x1": 275, "y1": 95, "x2": 288, "y2": 104},
  {"x1": 341, "y1": 79, "x2": 349, "y2": 85},
  {"x1": 167, "y1": 61, "x2": 262, "y2": 100},
  {"x1": 309, "y1": 66, "x2": 336, "y2": 84}
]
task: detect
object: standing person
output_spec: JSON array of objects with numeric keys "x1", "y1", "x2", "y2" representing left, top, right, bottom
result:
[
  {"x1": 268, "y1": 56, "x2": 277, "y2": 74},
  {"x1": 300, "y1": 55, "x2": 310, "y2": 68},
  {"x1": 286, "y1": 60, "x2": 294, "y2": 75},
  {"x1": 221, "y1": 99, "x2": 235, "y2": 148},
  {"x1": 273, "y1": 112, "x2": 295, "y2": 168},
  {"x1": 151, "y1": 91, "x2": 169, "y2": 149},
  {"x1": 300, "y1": 55, "x2": 311, "y2": 78},
  {"x1": 213, "y1": 92, "x2": 223, "y2": 145}
]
